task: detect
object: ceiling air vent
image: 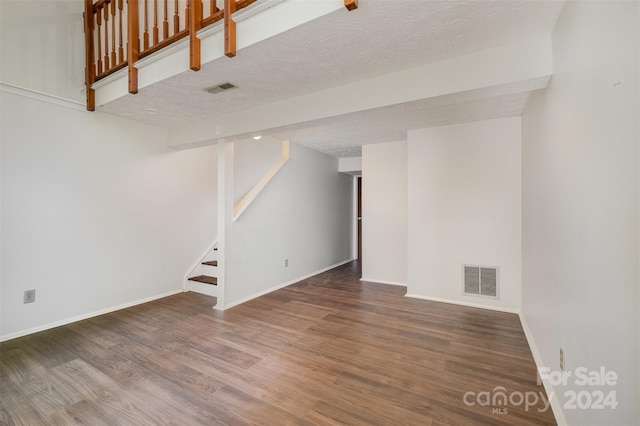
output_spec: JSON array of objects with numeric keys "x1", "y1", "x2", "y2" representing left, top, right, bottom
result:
[{"x1": 205, "y1": 83, "x2": 237, "y2": 95}]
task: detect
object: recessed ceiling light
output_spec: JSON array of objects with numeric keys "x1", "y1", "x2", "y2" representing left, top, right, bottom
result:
[{"x1": 252, "y1": 135, "x2": 262, "y2": 140}]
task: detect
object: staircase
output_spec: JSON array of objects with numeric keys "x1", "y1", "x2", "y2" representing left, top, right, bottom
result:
[{"x1": 186, "y1": 247, "x2": 219, "y2": 297}]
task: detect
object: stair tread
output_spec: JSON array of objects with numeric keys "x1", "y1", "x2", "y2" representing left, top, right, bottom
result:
[
  {"x1": 202, "y1": 260, "x2": 218, "y2": 267},
  {"x1": 188, "y1": 275, "x2": 218, "y2": 285}
]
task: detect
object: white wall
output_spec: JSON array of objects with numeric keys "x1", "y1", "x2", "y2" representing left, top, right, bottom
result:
[
  {"x1": 234, "y1": 138, "x2": 282, "y2": 206},
  {"x1": 0, "y1": 0, "x2": 85, "y2": 103},
  {"x1": 407, "y1": 118, "x2": 522, "y2": 312},
  {"x1": 338, "y1": 157, "x2": 362, "y2": 175},
  {"x1": 521, "y1": 2, "x2": 639, "y2": 425},
  {"x1": 361, "y1": 141, "x2": 408, "y2": 285},
  {"x1": 222, "y1": 140, "x2": 353, "y2": 307},
  {"x1": 0, "y1": 89, "x2": 218, "y2": 340}
]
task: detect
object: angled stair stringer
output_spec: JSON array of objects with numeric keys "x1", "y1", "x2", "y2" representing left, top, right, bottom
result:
[
  {"x1": 185, "y1": 243, "x2": 219, "y2": 298},
  {"x1": 233, "y1": 140, "x2": 289, "y2": 221}
]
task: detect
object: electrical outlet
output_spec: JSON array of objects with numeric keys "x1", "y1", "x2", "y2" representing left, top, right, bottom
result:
[
  {"x1": 24, "y1": 289, "x2": 36, "y2": 304},
  {"x1": 284, "y1": 259, "x2": 289, "y2": 267},
  {"x1": 560, "y1": 347, "x2": 565, "y2": 372}
]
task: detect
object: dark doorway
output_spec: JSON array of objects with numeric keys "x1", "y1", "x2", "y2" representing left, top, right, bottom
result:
[{"x1": 357, "y1": 176, "x2": 362, "y2": 260}]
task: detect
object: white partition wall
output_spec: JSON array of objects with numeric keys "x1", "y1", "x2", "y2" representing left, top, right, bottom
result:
[
  {"x1": 406, "y1": 118, "x2": 522, "y2": 312},
  {"x1": 361, "y1": 141, "x2": 408, "y2": 286},
  {"x1": 221, "y1": 140, "x2": 354, "y2": 308}
]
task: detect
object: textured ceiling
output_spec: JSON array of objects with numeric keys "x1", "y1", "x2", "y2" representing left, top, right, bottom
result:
[
  {"x1": 272, "y1": 89, "x2": 538, "y2": 158},
  {"x1": 98, "y1": 0, "x2": 564, "y2": 157}
]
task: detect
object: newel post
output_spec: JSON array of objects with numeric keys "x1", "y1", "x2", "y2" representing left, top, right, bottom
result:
[
  {"x1": 127, "y1": 0, "x2": 140, "y2": 93},
  {"x1": 189, "y1": 0, "x2": 203, "y2": 70},
  {"x1": 345, "y1": 0, "x2": 358, "y2": 11},
  {"x1": 224, "y1": 0, "x2": 236, "y2": 57},
  {"x1": 83, "y1": 0, "x2": 96, "y2": 111}
]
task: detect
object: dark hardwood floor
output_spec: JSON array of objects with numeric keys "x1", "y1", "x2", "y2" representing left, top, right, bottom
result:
[{"x1": 0, "y1": 261, "x2": 556, "y2": 425}]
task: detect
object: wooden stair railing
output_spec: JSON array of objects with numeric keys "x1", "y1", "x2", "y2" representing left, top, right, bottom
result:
[{"x1": 83, "y1": 0, "x2": 359, "y2": 111}]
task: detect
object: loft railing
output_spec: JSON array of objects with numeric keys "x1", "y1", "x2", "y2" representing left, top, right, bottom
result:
[
  {"x1": 82, "y1": 0, "x2": 250, "y2": 110},
  {"x1": 83, "y1": 0, "x2": 359, "y2": 111}
]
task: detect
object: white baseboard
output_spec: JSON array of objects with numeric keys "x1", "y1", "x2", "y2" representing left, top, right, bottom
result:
[
  {"x1": 0, "y1": 289, "x2": 184, "y2": 342},
  {"x1": 360, "y1": 277, "x2": 407, "y2": 287},
  {"x1": 519, "y1": 314, "x2": 567, "y2": 426},
  {"x1": 216, "y1": 258, "x2": 354, "y2": 311},
  {"x1": 186, "y1": 280, "x2": 219, "y2": 298},
  {"x1": 404, "y1": 293, "x2": 520, "y2": 314}
]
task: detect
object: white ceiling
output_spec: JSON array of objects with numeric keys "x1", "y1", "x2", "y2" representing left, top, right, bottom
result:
[{"x1": 98, "y1": 0, "x2": 564, "y2": 157}]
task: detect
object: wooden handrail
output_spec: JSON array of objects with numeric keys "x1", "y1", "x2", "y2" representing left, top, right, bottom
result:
[
  {"x1": 83, "y1": 0, "x2": 359, "y2": 110},
  {"x1": 140, "y1": 29, "x2": 189, "y2": 60},
  {"x1": 201, "y1": 0, "x2": 256, "y2": 28}
]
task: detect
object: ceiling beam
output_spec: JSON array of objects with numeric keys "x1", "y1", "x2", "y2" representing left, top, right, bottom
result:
[{"x1": 168, "y1": 37, "x2": 553, "y2": 149}]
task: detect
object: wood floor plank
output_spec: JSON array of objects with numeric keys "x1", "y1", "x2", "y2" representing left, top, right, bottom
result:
[
  {"x1": 49, "y1": 399, "x2": 119, "y2": 426},
  {"x1": 0, "y1": 261, "x2": 556, "y2": 425},
  {"x1": 0, "y1": 377, "x2": 49, "y2": 426},
  {"x1": 211, "y1": 385, "x2": 304, "y2": 425},
  {"x1": 109, "y1": 341, "x2": 222, "y2": 402},
  {"x1": 304, "y1": 399, "x2": 395, "y2": 426}
]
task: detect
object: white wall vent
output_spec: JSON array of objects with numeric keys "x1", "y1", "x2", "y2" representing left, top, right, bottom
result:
[{"x1": 463, "y1": 264, "x2": 499, "y2": 299}]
